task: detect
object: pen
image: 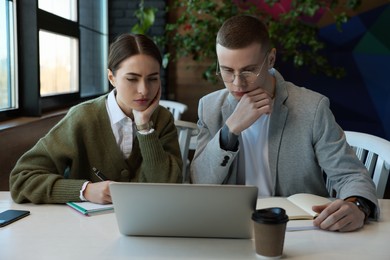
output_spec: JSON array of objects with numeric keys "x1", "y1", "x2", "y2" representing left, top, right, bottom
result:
[{"x1": 92, "y1": 167, "x2": 109, "y2": 181}]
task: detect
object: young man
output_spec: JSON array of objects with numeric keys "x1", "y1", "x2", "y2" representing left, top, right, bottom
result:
[{"x1": 190, "y1": 15, "x2": 379, "y2": 232}]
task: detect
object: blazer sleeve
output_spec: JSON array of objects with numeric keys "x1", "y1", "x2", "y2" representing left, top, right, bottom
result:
[
  {"x1": 190, "y1": 97, "x2": 238, "y2": 184},
  {"x1": 312, "y1": 97, "x2": 379, "y2": 218}
]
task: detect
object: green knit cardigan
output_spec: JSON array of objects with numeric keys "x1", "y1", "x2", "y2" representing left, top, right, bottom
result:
[{"x1": 10, "y1": 95, "x2": 182, "y2": 203}]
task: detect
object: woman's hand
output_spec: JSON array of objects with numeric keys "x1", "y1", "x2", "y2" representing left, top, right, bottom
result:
[
  {"x1": 83, "y1": 181, "x2": 112, "y2": 204},
  {"x1": 133, "y1": 86, "x2": 161, "y2": 125}
]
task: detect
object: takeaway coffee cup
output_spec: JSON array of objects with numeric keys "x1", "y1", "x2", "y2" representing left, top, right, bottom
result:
[{"x1": 252, "y1": 207, "x2": 289, "y2": 259}]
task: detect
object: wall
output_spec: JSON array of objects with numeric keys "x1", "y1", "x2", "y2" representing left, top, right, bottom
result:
[
  {"x1": 280, "y1": 3, "x2": 390, "y2": 198},
  {"x1": 108, "y1": 0, "x2": 166, "y2": 41},
  {"x1": 0, "y1": 111, "x2": 66, "y2": 191},
  {"x1": 108, "y1": 0, "x2": 169, "y2": 97},
  {"x1": 278, "y1": 3, "x2": 390, "y2": 141}
]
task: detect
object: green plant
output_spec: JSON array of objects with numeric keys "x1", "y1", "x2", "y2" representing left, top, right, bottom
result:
[
  {"x1": 131, "y1": 0, "x2": 157, "y2": 35},
  {"x1": 131, "y1": 0, "x2": 169, "y2": 68},
  {"x1": 134, "y1": 0, "x2": 362, "y2": 82}
]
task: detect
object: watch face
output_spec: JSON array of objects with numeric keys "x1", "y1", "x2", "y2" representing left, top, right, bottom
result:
[
  {"x1": 355, "y1": 198, "x2": 371, "y2": 220},
  {"x1": 345, "y1": 197, "x2": 370, "y2": 220}
]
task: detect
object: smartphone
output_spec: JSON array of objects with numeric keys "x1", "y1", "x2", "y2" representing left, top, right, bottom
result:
[{"x1": 0, "y1": 209, "x2": 30, "y2": 227}]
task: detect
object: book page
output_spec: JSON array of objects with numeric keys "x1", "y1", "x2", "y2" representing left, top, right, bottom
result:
[
  {"x1": 256, "y1": 197, "x2": 312, "y2": 220},
  {"x1": 287, "y1": 193, "x2": 332, "y2": 217},
  {"x1": 286, "y1": 220, "x2": 319, "y2": 231}
]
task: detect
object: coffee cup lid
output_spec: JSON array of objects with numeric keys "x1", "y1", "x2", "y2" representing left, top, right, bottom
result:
[{"x1": 252, "y1": 207, "x2": 289, "y2": 224}]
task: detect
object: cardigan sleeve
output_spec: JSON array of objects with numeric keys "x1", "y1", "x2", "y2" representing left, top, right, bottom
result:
[{"x1": 135, "y1": 108, "x2": 182, "y2": 183}]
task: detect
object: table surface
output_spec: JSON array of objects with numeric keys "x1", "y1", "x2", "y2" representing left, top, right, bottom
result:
[{"x1": 1, "y1": 192, "x2": 389, "y2": 260}]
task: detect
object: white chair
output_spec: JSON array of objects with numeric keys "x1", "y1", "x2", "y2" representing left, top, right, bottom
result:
[
  {"x1": 159, "y1": 100, "x2": 188, "y2": 120},
  {"x1": 344, "y1": 131, "x2": 390, "y2": 199},
  {"x1": 175, "y1": 120, "x2": 199, "y2": 183}
]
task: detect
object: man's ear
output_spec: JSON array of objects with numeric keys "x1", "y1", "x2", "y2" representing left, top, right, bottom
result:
[
  {"x1": 267, "y1": 48, "x2": 276, "y2": 69},
  {"x1": 107, "y1": 69, "x2": 115, "y2": 87}
]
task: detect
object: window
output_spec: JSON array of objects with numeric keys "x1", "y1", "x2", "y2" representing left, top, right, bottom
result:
[
  {"x1": 38, "y1": 0, "x2": 77, "y2": 21},
  {"x1": 38, "y1": 0, "x2": 79, "y2": 97},
  {"x1": 0, "y1": 0, "x2": 17, "y2": 112},
  {"x1": 0, "y1": 0, "x2": 108, "y2": 119},
  {"x1": 39, "y1": 30, "x2": 79, "y2": 96}
]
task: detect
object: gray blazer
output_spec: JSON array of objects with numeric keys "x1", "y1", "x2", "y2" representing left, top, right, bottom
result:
[{"x1": 190, "y1": 70, "x2": 379, "y2": 218}]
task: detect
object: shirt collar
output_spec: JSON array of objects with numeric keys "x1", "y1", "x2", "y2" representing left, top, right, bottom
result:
[{"x1": 106, "y1": 89, "x2": 131, "y2": 125}]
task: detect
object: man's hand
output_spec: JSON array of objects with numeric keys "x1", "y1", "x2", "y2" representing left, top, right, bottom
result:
[
  {"x1": 312, "y1": 199, "x2": 365, "y2": 232},
  {"x1": 226, "y1": 88, "x2": 273, "y2": 134},
  {"x1": 83, "y1": 181, "x2": 112, "y2": 204}
]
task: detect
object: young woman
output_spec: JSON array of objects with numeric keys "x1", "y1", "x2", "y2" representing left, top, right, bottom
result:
[{"x1": 10, "y1": 34, "x2": 182, "y2": 204}]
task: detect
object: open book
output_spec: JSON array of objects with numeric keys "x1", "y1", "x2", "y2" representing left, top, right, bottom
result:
[
  {"x1": 66, "y1": 202, "x2": 114, "y2": 216},
  {"x1": 256, "y1": 193, "x2": 332, "y2": 220}
]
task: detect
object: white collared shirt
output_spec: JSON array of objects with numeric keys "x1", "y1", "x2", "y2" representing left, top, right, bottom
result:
[
  {"x1": 105, "y1": 90, "x2": 134, "y2": 158},
  {"x1": 237, "y1": 68, "x2": 276, "y2": 196}
]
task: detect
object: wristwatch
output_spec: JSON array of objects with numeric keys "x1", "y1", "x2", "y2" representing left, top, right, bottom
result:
[
  {"x1": 345, "y1": 196, "x2": 371, "y2": 222},
  {"x1": 136, "y1": 121, "x2": 153, "y2": 131}
]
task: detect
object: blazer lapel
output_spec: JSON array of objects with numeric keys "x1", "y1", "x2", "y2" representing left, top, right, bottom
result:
[
  {"x1": 221, "y1": 93, "x2": 238, "y2": 123},
  {"x1": 269, "y1": 72, "x2": 289, "y2": 195}
]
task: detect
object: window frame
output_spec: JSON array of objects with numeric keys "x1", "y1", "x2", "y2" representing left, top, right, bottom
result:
[
  {"x1": 0, "y1": 0, "x2": 18, "y2": 119},
  {"x1": 16, "y1": 0, "x2": 82, "y2": 116},
  {"x1": 0, "y1": 0, "x2": 107, "y2": 120},
  {"x1": 38, "y1": 8, "x2": 81, "y2": 112}
]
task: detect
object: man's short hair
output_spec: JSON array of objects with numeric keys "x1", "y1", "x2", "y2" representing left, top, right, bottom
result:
[{"x1": 216, "y1": 15, "x2": 270, "y2": 52}]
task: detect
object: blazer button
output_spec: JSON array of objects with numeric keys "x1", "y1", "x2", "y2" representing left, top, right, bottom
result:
[{"x1": 220, "y1": 156, "x2": 229, "y2": 166}]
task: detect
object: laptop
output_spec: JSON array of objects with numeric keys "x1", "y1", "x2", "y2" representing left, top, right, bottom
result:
[{"x1": 109, "y1": 183, "x2": 258, "y2": 239}]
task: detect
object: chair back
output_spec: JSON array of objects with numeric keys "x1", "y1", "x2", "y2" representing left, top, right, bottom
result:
[
  {"x1": 175, "y1": 120, "x2": 199, "y2": 183},
  {"x1": 345, "y1": 131, "x2": 390, "y2": 198},
  {"x1": 159, "y1": 100, "x2": 188, "y2": 120}
]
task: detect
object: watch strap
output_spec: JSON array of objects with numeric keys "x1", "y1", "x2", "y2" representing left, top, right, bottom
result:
[
  {"x1": 345, "y1": 196, "x2": 371, "y2": 222},
  {"x1": 136, "y1": 121, "x2": 154, "y2": 131}
]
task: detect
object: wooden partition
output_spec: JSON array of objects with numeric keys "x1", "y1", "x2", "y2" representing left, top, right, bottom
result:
[
  {"x1": 0, "y1": 111, "x2": 67, "y2": 191},
  {"x1": 168, "y1": 57, "x2": 222, "y2": 123}
]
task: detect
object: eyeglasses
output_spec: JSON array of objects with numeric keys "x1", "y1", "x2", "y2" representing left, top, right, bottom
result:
[{"x1": 216, "y1": 52, "x2": 269, "y2": 84}]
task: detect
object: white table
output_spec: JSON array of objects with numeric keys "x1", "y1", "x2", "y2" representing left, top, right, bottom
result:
[{"x1": 1, "y1": 192, "x2": 389, "y2": 260}]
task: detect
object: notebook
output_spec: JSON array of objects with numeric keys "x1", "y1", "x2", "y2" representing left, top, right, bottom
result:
[
  {"x1": 66, "y1": 201, "x2": 114, "y2": 216},
  {"x1": 109, "y1": 183, "x2": 258, "y2": 238}
]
